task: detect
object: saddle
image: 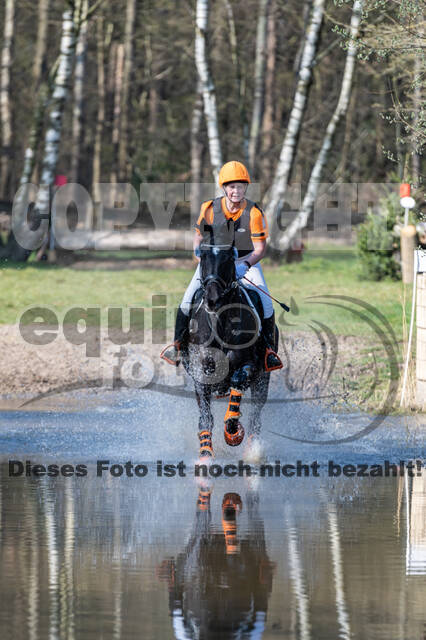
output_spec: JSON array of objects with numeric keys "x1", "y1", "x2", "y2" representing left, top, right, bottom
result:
[{"x1": 189, "y1": 285, "x2": 264, "y2": 324}]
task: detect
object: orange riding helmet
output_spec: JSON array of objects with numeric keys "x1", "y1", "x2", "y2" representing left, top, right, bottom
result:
[{"x1": 218, "y1": 161, "x2": 251, "y2": 187}]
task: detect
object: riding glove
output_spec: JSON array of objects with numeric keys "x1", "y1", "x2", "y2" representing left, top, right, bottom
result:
[{"x1": 235, "y1": 261, "x2": 250, "y2": 279}]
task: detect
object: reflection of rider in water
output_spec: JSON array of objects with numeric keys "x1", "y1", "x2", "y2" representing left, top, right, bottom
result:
[{"x1": 157, "y1": 487, "x2": 274, "y2": 639}]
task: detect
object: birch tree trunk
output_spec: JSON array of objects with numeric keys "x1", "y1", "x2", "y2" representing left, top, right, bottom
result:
[
  {"x1": 195, "y1": 0, "x2": 223, "y2": 182},
  {"x1": 118, "y1": 0, "x2": 136, "y2": 181},
  {"x1": 92, "y1": 17, "x2": 106, "y2": 203},
  {"x1": 270, "y1": 0, "x2": 365, "y2": 253},
  {"x1": 0, "y1": 0, "x2": 15, "y2": 197},
  {"x1": 33, "y1": 0, "x2": 50, "y2": 89},
  {"x1": 0, "y1": 56, "x2": 60, "y2": 261},
  {"x1": 248, "y1": 0, "x2": 271, "y2": 178},
  {"x1": 30, "y1": 11, "x2": 76, "y2": 247},
  {"x1": 70, "y1": 0, "x2": 89, "y2": 183},
  {"x1": 261, "y1": 0, "x2": 276, "y2": 183},
  {"x1": 293, "y1": 0, "x2": 313, "y2": 75},
  {"x1": 264, "y1": 0, "x2": 325, "y2": 232}
]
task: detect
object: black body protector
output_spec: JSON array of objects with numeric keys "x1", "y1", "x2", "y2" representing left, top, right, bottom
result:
[
  {"x1": 197, "y1": 197, "x2": 264, "y2": 257},
  {"x1": 197, "y1": 197, "x2": 282, "y2": 373}
]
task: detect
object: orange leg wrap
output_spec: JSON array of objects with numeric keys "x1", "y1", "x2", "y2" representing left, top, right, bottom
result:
[
  {"x1": 224, "y1": 389, "x2": 242, "y2": 422},
  {"x1": 197, "y1": 486, "x2": 212, "y2": 511},
  {"x1": 198, "y1": 430, "x2": 213, "y2": 458}
]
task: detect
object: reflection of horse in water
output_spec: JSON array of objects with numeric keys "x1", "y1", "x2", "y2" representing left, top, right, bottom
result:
[{"x1": 157, "y1": 488, "x2": 274, "y2": 639}]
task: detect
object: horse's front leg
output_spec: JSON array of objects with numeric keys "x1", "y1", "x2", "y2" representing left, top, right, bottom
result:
[
  {"x1": 224, "y1": 388, "x2": 245, "y2": 446},
  {"x1": 243, "y1": 372, "x2": 270, "y2": 462},
  {"x1": 248, "y1": 371, "x2": 270, "y2": 438},
  {"x1": 194, "y1": 382, "x2": 214, "y2": 459},
  {"x1": 222, "y1": 352, "x2": 255, "y2": 448}
]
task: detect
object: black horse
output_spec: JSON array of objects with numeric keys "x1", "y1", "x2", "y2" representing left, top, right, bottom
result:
[{"x1": 180, "y1": 229, "x2": 280, "y2": 459}]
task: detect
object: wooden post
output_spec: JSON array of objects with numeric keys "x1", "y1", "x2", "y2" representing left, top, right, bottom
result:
[
  {"x1": 416, "y1": 272, "x2": 426, "y2": 406},
  {"x1": 401, "y1": 225, "x2": 417, "y2": 284}
]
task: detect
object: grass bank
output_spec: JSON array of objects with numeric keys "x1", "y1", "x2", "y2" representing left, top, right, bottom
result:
[
  {"x1": 1, "y1": 244, "x2": 413, "y2": 414},
  {"x1": 0, "y1": 245, "x2": 409, "y2": 333}
]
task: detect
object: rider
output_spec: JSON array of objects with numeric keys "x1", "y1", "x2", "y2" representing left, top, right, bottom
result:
[{"x1": 161, "y1": 160, "x2": 283, "y2": 371}]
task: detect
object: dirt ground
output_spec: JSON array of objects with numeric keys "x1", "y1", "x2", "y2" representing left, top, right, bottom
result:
[{"x1": 0, "y1": 322, "x2": 405, "y2": 414}]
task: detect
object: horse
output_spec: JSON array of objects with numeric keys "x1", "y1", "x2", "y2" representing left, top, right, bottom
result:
[{"x1": 180, "y1": 228, "x2": 280, "y2": 460}]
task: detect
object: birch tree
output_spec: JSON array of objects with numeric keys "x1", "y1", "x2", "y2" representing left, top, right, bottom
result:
[
  {"x1": 118, "y1": 0, "x2": 136, "y2": 181},
  {"x1": 12, "y1": 9, "x2": 77, "y2": 256},
  {"x1": 0, "y1": 0, "x2": 15, "y2": 197},
  {"x1": 264, "y1": 0, "x2": 325, "y2": 233},
  {"x1": 195, "y1": 0, "x2": 223, "y2": 182},
  {"x1": 293, "y1": 0, "x2": 314, "y2": 75},
  {"x1": 70, "y1": 0, "x2": 89, "y2": 183},
  {"x1": 248, "y1": 0, "x2": 271, "y2": 178},
  {"x1": 270, "y1": 0, "x2": 365, "y2": 254}
]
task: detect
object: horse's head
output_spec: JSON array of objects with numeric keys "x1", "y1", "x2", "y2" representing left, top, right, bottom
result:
[{"x1": 199, "y1": 242, "x2": 237, "y2": 312}]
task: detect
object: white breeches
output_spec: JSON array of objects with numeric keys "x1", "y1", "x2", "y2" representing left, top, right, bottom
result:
[{"x1": 180, "y1": 262, "x2": 274, "y2": 319}]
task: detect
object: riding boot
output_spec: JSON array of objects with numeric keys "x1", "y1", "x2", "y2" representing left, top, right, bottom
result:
[
  {"x1": 160, "y1": 307, "x2": 189, "y2": 366},
  {"x1": 262, "y1": 314, "x2": 283, "y2": 371}
]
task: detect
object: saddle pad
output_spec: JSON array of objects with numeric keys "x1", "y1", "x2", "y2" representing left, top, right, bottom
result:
[{"x1": 190, "y1": 286, "x2": 264, "y2": 323}]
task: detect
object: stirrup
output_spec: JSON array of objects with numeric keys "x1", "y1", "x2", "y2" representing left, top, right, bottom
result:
[
  {"x1": 160, "y1": 341, "x2": 181, "y2": 366},
  {"x1": 264, "y1": 347, "x2": 283, "y2": 372},
  {"x1": 198, "y1": 430, "x2": 213, "y2": 458}
]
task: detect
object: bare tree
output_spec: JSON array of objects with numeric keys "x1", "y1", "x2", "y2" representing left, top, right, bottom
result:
[
  {"x1": 261, "y1": 0, "x2": 277, "y2": 183},
  {"x1": 110, "y1": 43, "x2": 124, "y2": 184},
  {"x1": 248, "y1": 0, "x2": 271, "y2": 178},
  {"x1": 92, "y1": 17, "x2": 109, "y2": 204},
  {"x1": 223, "y1": 0, "x2": 248, "y2": 161},
  {"x1": 270, "y1": 0, "x2": 365, "y2": 254},
  {"x1": 33, "y1": 0, "x2": 50, "y2": 89},
  {"x1": 412, "y1": 22, "x2": 423, "y2": 184},
  {"x1": 0, "y1": 0, "x2": 15, "y2": 197},
  {"x1": 118, "y1": 0, "x2": 136, "y2": 181},
  {"x1": 264, "y1": 0, "x2": 325, "y2": 233},
  {"x1": 190, "y1": 79, "x2": 204, "y2": 218},
  {"x1": 195, "y1": 0, "x2": 223, "y2": 181}
]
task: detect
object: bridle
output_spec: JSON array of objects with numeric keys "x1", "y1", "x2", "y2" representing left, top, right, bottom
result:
[{"x1": 199, "y1": 243, "x2": 238, "y2": 299}]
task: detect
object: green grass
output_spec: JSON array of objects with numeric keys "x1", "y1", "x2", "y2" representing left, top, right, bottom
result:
[{"x1": 0, "y1": 246, "x2": 410, "y2": 340}]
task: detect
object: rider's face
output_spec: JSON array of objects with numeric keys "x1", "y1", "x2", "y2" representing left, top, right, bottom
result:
[{"x1": 224, "y1": 182, "x2": 248, "y2": 204}]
